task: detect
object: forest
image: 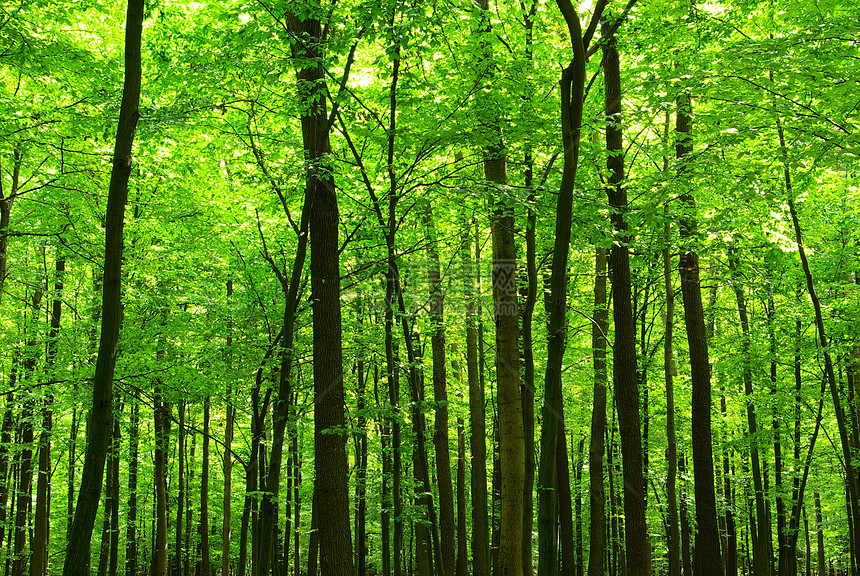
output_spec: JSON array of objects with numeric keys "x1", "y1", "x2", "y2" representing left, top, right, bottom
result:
[{"x1": 0, "y1": 0, "x2": 858, "y2": 575}]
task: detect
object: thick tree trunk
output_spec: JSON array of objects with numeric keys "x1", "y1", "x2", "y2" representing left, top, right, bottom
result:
[
  {"x1": 603, "y1": 17, "x2": 649, "y2": 576},
  {"x1": 675, "y1": 91, "x2": 722, "y2": 576},
  {"x1": 63, "y1": 0, "x2": 142, "y2": 572},
  {"x1": 290, "y1": 9, "x2": 355, "y2": 570}
]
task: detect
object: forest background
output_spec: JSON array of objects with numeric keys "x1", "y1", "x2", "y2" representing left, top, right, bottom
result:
[{"x1": 0, "y1": 0, "x2": 858, "y2": 575}]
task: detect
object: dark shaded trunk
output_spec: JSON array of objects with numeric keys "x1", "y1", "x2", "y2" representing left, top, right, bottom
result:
[
  {"x1": 728, "y1": 251, "x2": 771, "y2": 576},
  {"x1": 603, "y1": 17, "x2": 648, "y2": 575},
  {"x1": 588, "y1": 247, "x2": 609, "y2": 576},
  {"x1": 152, "y1": 385, "x2": 170, "y2": 576},
  {"x1": 223, "y1": 280, "x2": 235, "y2": 576},
  {"x1": 294, "y1": 9, "x2": 355, "y2": 570},
  {"x1": 63, "y1": 0, "x2": 142, "y2": 572},
  {"x1": 664, "y1": 197, "x2": 680, "y2": 576},
  {"x1": 423, "y1": 202, "x2": 455, "y2": 576},
  {"x1": 354, "y1": 345, "x2": 368, "y2": 576},
  {"x1": 199, "y1": 397, "x2": 211, "y2": 576},
  {"x1": 521, "y1": 4, "x2": 538, "y2": 575},
  {"x1": 127, "y1": 400, "x2": 140, "y2": 576},
  {"x1": 13, "y1": 288, "x2": 42, "y2": 576},
  {"x1": 675, "y1": 91, "x2": 722, "y2": 576},
  {"x1": 457, "y1": 419, "x2": 468, "y2": 576},
  {"x1": 175, "y1": 403, "x2": 187, "y2": 576},
  {"x1": 557, "y1": 431, "x2": 575, "y2": 576},
  {"x1": 32, "y1": 254, "x2": 64, "y2": 576},
  {"x1": 537, "y1": 2, "x2": 587, "y2": 572},
  {"x1": 679, "y1": 454, "x2": 692, "y2": 576},
  {"x1": 466, "y1": 222, "x2": 489, "y2": 576}
]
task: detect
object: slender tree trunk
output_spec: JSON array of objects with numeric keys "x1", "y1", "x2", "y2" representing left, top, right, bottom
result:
[
  {"x1": 728, "y1": 251, "x2": 771, "y2": 576},
  {"x1": 664, "y1": 197, "x2": 681, "y2": 576},
  {"x1": 466, "y1": 221, "x2": 489, "y2": 576},
  {"x1": 63, "y1": 0, "x2": 142, "y2": 572},
  {"x1": 557, "y1": 431, "x2": 575, "y2": 576},
  {"x1": 0, "y1": 386, "x2": 15, "y2": 552},
  {"x1": 588, "y1": 247, "x2": 609, "y2": 576},
  {"x1": 457, "y1": 419, "x2": 468, "y2": 576},
  {"x1": 603, "y1": 17, "x2": 648, "y2": 575},
  {"x1": 176, "y1": 403, "x2": 187, "y2": 576},
  {"x1": 199, "y1": 397, "x2": 211, "y2": 576},
  {"x1": 109, "y1": 412, "x2": 121, "y2": 576},
  {"x1": 675, "y1": 91, "x2": 722, "y2": 576},
  {"x1": 355, "y1": 344, "x2": 368, "y2": 576},
  {"x1": 779, "y1": 118, "x2": 860, "y2": 562},
  {"x1": 152, "y1": 385, "x2": 170, "y2": 576},
  {"x1": 538, "y1": 2, "x2": 587, "y2": 571},
  {"x1": 127, "y1": 400, "x2": 140, "y2": 576},
  {"x1": 423, "y1": 202, "x2": 456, "y2": 576},
  {"x1": 31, "y1": 254, "x2": 64, "y2": 576},
  {"x1": 575, "y1": 437, "x2": 584, "y2": 576},
  {"x1": 815, "y1": 493, "x2": 825, "y2": 576},
  {"x1": 223, "y1": 281, "x2": 235, "y2": 576},
  {"x1": 14, "y1": 287, "x2": 42, "y2": 576},
  {"x1": 679, "y1": 454, "x2": 693, "y2": 576}
]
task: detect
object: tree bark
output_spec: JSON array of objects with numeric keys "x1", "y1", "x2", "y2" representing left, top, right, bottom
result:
[
  {"x1": 199, "y1": 396, "x2": 211, "y2": 576},
  {"x1": 63, "y1": 0, "x2": 143, "y2": 572},
  {"x1": 588, "y1": 247, "x2": 609, "y2": 576},
  {"x1": 152, "y1": 385, "x2": 170, "y2": 576},
  {"x1": 287, "y1": 7, "x2": 355, "y2": 572},
  {"x1": 465, "y1": 221, "x2": 489, "y2": 576},
  {"x1": 675, "y1": 91, "x2": 722, "y2": 576},
  {"x1": 31, "y1": 254, "x2": 64, "y2": 576},
  {"x1": 423, "y1": 202, "x2": 456, "y2": 576},
  {"x1": 127, "y1": 399, "x2": 140, "y2": 576},
  {"x1": 223, "y1": 282, "x2": 235, "y2": 576},
  {"x1": 457, "y1": 419, "x2": 468, "y2": 576},
  {"x1": 603, "y1": 16, "x2": 649, "y2": 576},
  {"x1": 664, "y1": 198, "x2": 680, "y2": 576}
]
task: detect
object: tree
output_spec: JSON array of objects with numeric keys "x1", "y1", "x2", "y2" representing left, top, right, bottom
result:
[{"x1": 63, "y1": 0, "x2": 143, "y2": 572}]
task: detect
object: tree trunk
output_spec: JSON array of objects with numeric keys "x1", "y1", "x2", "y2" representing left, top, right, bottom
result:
[
  {"x1": 152, "y1": 385, "x2": 170, "y2": 576},
  {"x1": 664, "y1": 198, "x2": 681, "y2": 576},
  {"x1": 603, "y1": 16, "x2": 649, "y2": 576},
  {"x1": 127, "y1": 400, "x2": 140, "y2": 576},
  {"x1": 63, "y1": 0, "x2": 142, "y2": 571},
  {"x1": 815, "y1": 493, "x2": 825, "y2": 576},
  {"x1": 14, "y1": 287, "x2": 42, "y2": 576},
  {"x1": 423, "y1": 202, "x2": 456, "y2": 576},
  {"x1": 457, "y1": 419, "x2": 468, "y2": 576},
  {"x1": 675, "y1": 91, "x2": 722, "y2": 576},
  {"x1": 31, "y1": 254, "x2": 64, "y2": 576},
  {"x1": 223, "y1": 280, "x2": 235, "y2": 576},
  {"x1": 199, "y1": 397, "x2": 211, "y2": 576},
  {"x1": 679, "y1": 454, "x2": 693, "y2": 576},
  {"x1": 176, "y1": 402, "x2": 187, "y2": 576},
  {"x1": 588, "y1": 247, "x2": 609, "y2": 576},
  {"x1": 288, "y1": 7, "x2": 355, "y2": 571},
  {"x1": 466, "y1": 221, "x2": 489, "y2": 576}
]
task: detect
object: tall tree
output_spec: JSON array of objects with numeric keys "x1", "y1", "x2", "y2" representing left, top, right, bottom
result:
[
  {"x1": 675, "y1": 91, "x2": 722, "y2": 576},
  {"x1": 602, "y1": 13, "x2": 649, "y2": 575},
  {"x1": 62, "y1": 0, "x2": 143, "y2": 572}
]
